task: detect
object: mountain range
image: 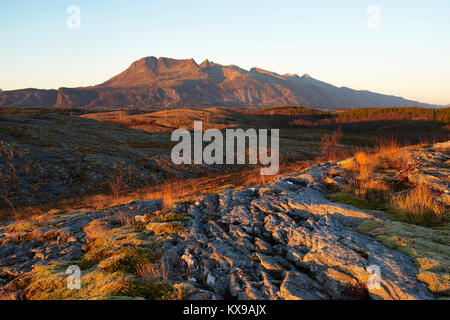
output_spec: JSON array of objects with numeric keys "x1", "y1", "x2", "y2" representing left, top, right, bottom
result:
[{"x1": 0, "y1": 56, "x2": 435, "y2": 109}]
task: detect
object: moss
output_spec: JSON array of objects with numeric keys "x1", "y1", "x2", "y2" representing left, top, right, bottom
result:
[
  {"x1": 83, "y1": 226, "x2": 151, "y2": 263},
  {"x1": 326, "y1": 192, "x2": 385, "y2": 211},
  {"x1": 356, "y1": 219, "x2": 450, "y2": 297},
  {"x1": 77, "y1": 258, "x2": 98, "y2": 271},
  {"x1": 146, "y1": 222, "x2": 186, "y2": 235},
  {"x1": 119, "y1": 280, "x2": 175, "y2": 300},
  {"x1": 180, "y1": 200, "x2": 195, "y2": 205},
  {"x1": 133, "y1": 221, "x2": 146, "y2": 232},
  {"x1": 151, "y1": 213, "x2": 190, "y2": 223},
  {"x1": 23, "y1": 244, "x2": 171, "y2": 300}
]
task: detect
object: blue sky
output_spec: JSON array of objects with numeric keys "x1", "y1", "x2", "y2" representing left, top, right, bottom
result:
[{"x1": 1, "y1": 0, "x2": 449, "y2": 104}]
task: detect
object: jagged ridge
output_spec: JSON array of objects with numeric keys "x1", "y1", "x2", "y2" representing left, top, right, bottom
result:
[{"x1": 0, "y1": 56, "x2": 434, "y2": 109}]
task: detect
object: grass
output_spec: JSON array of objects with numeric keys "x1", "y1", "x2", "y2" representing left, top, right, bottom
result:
[
  {"x1": 23, "y1": 263, "x2": 176, "y2": 300},
  {"x1": 1, "y1": 221, "x2": 43, "y2": 244},
  {"x1": 390, "y1": 185, "x2": 448, "y2": 227},
  {"x1": 13, "y1": 216, "x2": 186, "y2": 300},
  {"x1": 98, "y1": 247, "x2": 160, "y2": 275},
  {"x1": 331, "y1": 140, "x2": 448, "y2": 227},
  {"x1": 24, "y1": 265, "x2": 134, "y2": 300},
  {"x1": 326, "y1": 141, "x2": 449, "y2": 298},
  {"x1": 82, "y1": 225, "x2": 153, "y2": 263},
  {"x1": 1, "y1": 159, "x2": 308, "y2": 223},
  {"x1": 0, "y1": 290, "x2": 17, "y2": 300},
  {"x1": 83, "y1": 220, "x2": 110, "y2": 241}
]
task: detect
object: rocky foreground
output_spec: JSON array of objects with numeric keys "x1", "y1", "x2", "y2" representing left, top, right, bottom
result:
[{"x1": 0, "y1": 142, "x2": 449, "y2": 300}]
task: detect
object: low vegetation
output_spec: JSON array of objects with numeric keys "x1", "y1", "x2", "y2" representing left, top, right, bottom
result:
[
  {"x1": 1, "y1": 106, "x2": 449, "y2": 300},
  {"x1": 325, "y1": 139, "x2": 448, "y2": 227},
  {"x1": 1, "y1": 207, "x2": 192, "y2": 300},
  {"x1": 356, "y1": 219, "x2": 450, "y2": 297},
  {"x1": 391, "y1": 185, "x2": 447, "y2": 226},
  {"x1": 323, "y1": 141, "x2": 449, "y2": 297}
]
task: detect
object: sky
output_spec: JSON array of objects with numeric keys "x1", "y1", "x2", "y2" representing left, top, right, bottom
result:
[{"x1": 0, "y1": 0, "x2": 449, "y2": 105}]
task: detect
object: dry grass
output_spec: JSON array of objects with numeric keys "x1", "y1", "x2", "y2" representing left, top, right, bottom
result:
[
  {"x1": 390, "y1": 184, "x2": 447, "y2": 226},
  {"x1": 135, "y1": 258, "x2": 169, "y2": 281},
  {"x1": 338, "y1": 140, "x2": 448, "y2": 226},
  {"x1": 342, "y1": 138, "x2": 408, "y2": 172},
  {"x1": 2, "y1": 221, "x2": 43, "y2": 244},
  {"x1": 0, "y1": 290, "x2": 17, "y2": 300},
  {"x1": 83, "y1": 220, "x2": 110, "y2": 241},
  {"x1": 114, "y1": 210, "x2": 135, "y2": 226},
  {"x1": 318, "y1": 127, "x2": 349, "y2": 161},
  {"x1": 345, "y1": 177, "x2": 391, "y2": 199},
  {"x1": 374, "y1": 138, "x2": 410, "y2": 170},
  {"x1": 1, "y1": 160, "x2": 308, "y2": 223},
  {"x1": 340, "y1": 139, "x2": 410, "y2": 199}
]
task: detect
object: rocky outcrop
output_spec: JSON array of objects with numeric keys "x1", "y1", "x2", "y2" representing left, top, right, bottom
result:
[
  {"x1": 0, "y1": 57, "x2": 434, "y2": 109},
  {"x1": 3, "y1": 143, "x2": 448, "y2": 300},
  {"x1": 165, "y1": 165, "x2": 434, "y2": 300}
]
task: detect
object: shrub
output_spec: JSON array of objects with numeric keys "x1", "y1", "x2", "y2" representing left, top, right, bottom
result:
[{"x1": 319, "y1": 127, "x2": 344, "y2": 161}]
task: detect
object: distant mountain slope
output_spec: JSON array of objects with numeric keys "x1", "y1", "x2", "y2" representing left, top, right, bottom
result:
[{"x1": 0, "y1": 56, "x2": 435, "y2": 109}]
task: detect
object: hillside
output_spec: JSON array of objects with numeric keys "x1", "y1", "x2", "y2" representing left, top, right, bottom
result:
[
  {"x1": 0, "y1": 57, "x2": 435, "y2": 110},
  {"x1": 0, "y1": 106, "x2": 448, "y2": 215}
]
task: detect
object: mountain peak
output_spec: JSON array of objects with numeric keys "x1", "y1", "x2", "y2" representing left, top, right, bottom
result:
[
  {"x1": 199, "y1": 59, "x2": 211, "y2": 68},
  {"x1": 0, "y1": 56, "x2": 433, "y2": 109},
  {"x1": 102, "y1": 56, "x2": 203, "y2": 87},
  {"x1": 250, "y1": 67, "x2": 286, "y2": 80}
]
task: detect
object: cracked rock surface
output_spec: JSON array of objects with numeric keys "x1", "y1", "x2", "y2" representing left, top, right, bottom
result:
[
  {"x1": 165, "y1": 164, "x2": 434, "y2": 300},
  {"x1": 3, "y1": 143, "x2": 449, "y2": 300}
]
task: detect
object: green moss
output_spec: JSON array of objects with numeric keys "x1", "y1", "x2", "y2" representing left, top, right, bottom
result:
[
  {"x1": 326, "y1": 192, "x2": 385, "y2": 211},
  {"x1": 83, "y1": 226, "x2": 151, "y2": 263},
  {"x1": 77, "y1": 258, "x2": 98, "y2": 271},
  {"x1": 119, "y1": 281, "x2": 174, "y2": 300},
  {"x1": 133, "y1": 221, "x2": 146, "y2": 232},
  {"x1": 356, "y1": 220, "x2": 450, "y2": 297},
  {"x1": 146, "y1": 222, "x2": 186, "y2": 235},
  {"x1": 151, "y1": 213, "x2": 190, "y2": 223}
]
